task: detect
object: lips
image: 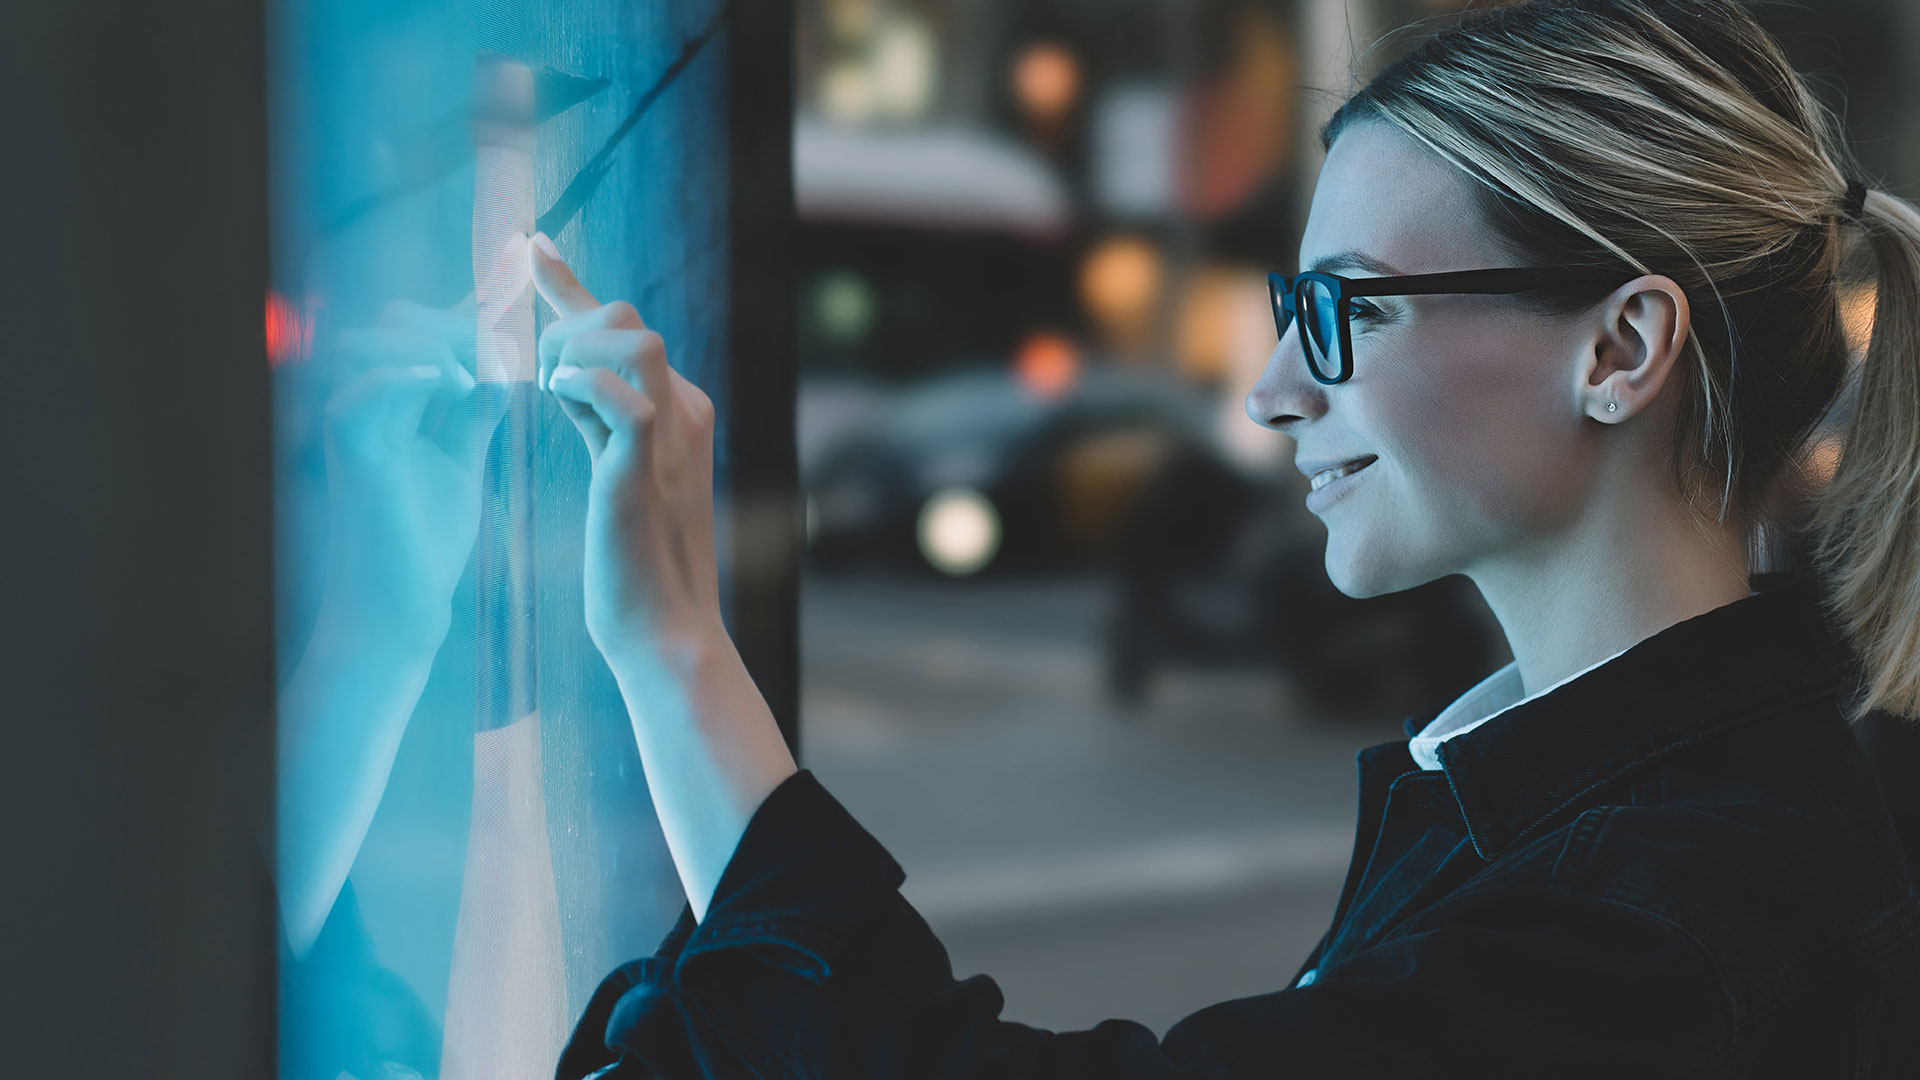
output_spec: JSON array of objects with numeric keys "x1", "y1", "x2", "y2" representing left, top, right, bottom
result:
[
  {"x1": 1300, "y1": 453, "x2": 1378, "y2": 481},
  {"x1": 1305, "y1": 454, "x2": 1377, "y2": 508}
]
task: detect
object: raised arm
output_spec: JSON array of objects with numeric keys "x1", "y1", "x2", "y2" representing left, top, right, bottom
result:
[{"x1": 528, "y1": 233, "x2": 798, "y2": 925}]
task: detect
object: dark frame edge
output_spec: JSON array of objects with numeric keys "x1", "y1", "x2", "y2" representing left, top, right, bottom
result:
[{"x1": 723, "y1": 0, "x2": 803, "y2": 760}]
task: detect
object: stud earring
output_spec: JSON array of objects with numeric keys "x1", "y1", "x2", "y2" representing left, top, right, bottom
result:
[{"x1": 1607, "y1": 401, "x2": 1617, "y2": 413}]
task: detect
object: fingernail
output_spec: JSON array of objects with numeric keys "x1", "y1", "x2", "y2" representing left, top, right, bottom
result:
[
  {"x1": 550, "y1": 363, "x2": 582, "y2": 385},
  {"x1": 531, "y1": 232, "x2": 560, "y2": 260}
]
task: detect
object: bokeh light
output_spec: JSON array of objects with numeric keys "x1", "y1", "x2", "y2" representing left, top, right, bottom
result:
[
  {"x1": 1011, "y1": 41, "x2": 1082, "y2": 128},
  {"x1": 815, "y1": 269, "x2": 878, "y2": 345},
  {"x1": 917, "y1": 486, "x2": 1002, "y2": 576},
  {"x1": 1014, "y1": 329, "x2": 1081, "y2": 399},
  {"x1": 1077, "y1": 234, "x2": 1164, "y2": 355}
]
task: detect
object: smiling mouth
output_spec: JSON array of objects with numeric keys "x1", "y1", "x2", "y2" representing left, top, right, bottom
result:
[{"x1": 1309, "y1": 455, "x2": 1377, "y2": 492}]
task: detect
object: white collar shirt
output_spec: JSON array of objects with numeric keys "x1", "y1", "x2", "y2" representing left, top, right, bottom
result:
[{"x1": 1407, "y1": 591, "x2": 1758, "y2": 771}]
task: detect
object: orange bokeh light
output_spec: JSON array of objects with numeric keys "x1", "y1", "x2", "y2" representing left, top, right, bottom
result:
[
  {"x1": 1011, "y1": 42, "x2": 1081, "y2": 126},
  {"x1": 1015, "y1": 330, "x2": 1081, "y2": 399},
  {"x1": 1078, "y1": 234, "x2": 1164, "y2": 355}
]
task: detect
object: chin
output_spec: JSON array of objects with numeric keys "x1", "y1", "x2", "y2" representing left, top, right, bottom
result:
[
  {"x1": 1324, "y1": 537, "x2": 1438, "y2": 600},
  {"x1": 1323, "y1": 549, "x2": 1390, "y2": 600},
  {"x1": 1329, "y1": 571, "x2": 1400, "y2": 601}
]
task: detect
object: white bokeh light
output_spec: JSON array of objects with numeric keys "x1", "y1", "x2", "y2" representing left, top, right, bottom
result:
[{"x1": 917, "y1": 487, "x2": 1001, "y2": 576}]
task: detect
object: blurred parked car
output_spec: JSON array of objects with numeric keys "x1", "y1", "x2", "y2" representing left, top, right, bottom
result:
[
  {"x1": 802, "y1": 365, "x2": 1228, "y2": 576},
  {"x1": 1104, "y1": 442, "x2": 1512, "y2": 721}
]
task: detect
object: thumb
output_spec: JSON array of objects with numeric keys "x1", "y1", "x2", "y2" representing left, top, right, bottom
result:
[{"x1": 528, "y1": 232, "x2": 600, "y2": 318}]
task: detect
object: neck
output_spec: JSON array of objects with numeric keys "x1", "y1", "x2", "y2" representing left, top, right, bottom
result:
[{"x1": 1467, "y1": 490, "x2": 1753, "y2": 699}]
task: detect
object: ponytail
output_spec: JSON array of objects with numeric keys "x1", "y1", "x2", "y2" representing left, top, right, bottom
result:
[{"x1": 1806, "y1": 187, "x2": 1920, "y2": 724}]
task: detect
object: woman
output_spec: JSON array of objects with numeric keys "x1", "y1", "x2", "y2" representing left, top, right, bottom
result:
[{"x1": 534, "y1": 0, "x2": 1920, "y2": 1074}]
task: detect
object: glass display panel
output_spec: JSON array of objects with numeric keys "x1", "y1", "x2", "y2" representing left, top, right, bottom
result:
[{"x1": 268, "y1": 4, "x2": 732, "y2": 1077}]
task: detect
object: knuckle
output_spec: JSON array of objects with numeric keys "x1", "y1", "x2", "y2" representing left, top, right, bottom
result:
[{"x1": 605, "y1": 299, "x2": 642, "y2": 327}]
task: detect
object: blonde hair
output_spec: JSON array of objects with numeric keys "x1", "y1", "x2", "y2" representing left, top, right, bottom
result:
[{"x1": 1323, "y1": 0, "x2": 1920, "y2": 724}]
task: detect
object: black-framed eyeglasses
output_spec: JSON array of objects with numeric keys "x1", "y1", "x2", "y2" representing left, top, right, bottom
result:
[{"x1": 1269, "y1": 266, "x2": 1624, "y2": 385}]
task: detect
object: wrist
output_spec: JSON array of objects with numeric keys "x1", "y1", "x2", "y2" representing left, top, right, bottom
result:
[
  {"x1": 597, "y1": 613, "x2": 733, "y2": 685},
  {"x1": 602, "y1": 615, "x2": 798, "y2": 923}
]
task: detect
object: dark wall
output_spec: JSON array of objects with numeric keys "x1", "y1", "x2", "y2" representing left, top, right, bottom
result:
[{"x1": 0, "y1": 1, "x2": 276, "y2": 1076}]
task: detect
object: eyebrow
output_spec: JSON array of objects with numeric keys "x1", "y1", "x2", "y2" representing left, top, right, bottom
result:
[{"x1": 1304, "y1": 251, "x2": 1406, "y2": 276}]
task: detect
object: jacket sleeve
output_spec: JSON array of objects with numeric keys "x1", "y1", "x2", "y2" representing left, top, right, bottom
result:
[{"x1": 556, "y1": 769, "x2": 1733, "y2": 1080}]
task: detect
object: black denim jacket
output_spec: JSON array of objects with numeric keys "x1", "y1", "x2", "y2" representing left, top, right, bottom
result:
[{"x1": 555, "y1": 569, "x2": 1920, "y2": 1078}]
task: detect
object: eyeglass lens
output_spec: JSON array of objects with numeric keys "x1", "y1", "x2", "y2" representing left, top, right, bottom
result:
[
  {"x1": 1273, "y1": 277, "x2": 1344, "y2": 381},
  {"x1": 1303, "y1": 280, "x2": 1342, "y2": 380}
]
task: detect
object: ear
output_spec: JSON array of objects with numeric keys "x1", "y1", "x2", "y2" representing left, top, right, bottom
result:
[{"x1": 1581, "y1": 274, "x2": 1690, "y2": 423}]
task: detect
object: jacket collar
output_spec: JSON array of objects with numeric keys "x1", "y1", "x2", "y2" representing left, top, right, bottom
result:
[{"x1": 1401, "y1": 567, "x2": 1859, "y2": 862}]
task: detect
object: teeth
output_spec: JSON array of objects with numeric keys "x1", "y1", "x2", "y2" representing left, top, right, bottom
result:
[{"x1": 1310, "y1": 459, "x2": 1372, "y2": 491}]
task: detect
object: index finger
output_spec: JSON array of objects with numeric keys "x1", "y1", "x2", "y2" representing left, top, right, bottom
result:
[{"x1": 528, "y1": 231, "x2": 601, "y2": 318}]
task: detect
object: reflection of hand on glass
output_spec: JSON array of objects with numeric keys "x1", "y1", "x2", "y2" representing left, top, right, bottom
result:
[
  {"x1": 321, "y1": 300, "x2": 489, "y2": 646},
  {"x1": 277, "y1": 295, "x2": 506, "y2": 958},
  {"x1": 531, "y1": 233, "x2": 797, "y2": 924}
]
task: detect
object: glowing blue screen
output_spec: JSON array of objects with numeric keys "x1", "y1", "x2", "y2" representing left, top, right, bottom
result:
[{"x1": 268, "y1": 3, "x2": 732, "y2": 1076}]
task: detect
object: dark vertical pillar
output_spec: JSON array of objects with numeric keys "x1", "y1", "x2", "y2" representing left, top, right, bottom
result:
[
  {"x1": 724, "y1": 0, "x2": 803, "y2": 759},
  {"x1": 0, "y1": 1, "x2": 276, "y2": 1077}
]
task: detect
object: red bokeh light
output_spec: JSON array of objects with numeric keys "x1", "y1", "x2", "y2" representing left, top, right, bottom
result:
[
  {"x1": 265, "y1": 291, "x2": 318, "y2": 367},
  {"x1": 1015, "y1": 330, "x2": 1081, "y2": 399}
]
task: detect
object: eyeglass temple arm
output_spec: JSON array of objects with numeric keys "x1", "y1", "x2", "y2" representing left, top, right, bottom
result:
[{"x1": 1339, "y1": 266, "x2": 1615, "y2": 298}]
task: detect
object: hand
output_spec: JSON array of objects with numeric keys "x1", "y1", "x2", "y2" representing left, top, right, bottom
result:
[
  {"x1": 315, "y1": 296, "x2": 507, "y2": 653},
  {"x1": 528, "y1": 232, "x2": 725, "y2": 668}
]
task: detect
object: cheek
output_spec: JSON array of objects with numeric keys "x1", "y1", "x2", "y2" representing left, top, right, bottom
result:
[{"x1": 1368, "y1": 325, "x2": 1580, "y2": 531}]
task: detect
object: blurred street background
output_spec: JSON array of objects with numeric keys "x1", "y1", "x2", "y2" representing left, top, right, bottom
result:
[{"x1": 787, "y1": 0, "x2": 1920, "y2": 1036}]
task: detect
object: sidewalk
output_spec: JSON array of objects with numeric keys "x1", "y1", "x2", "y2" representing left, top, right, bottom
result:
[{"x1": 799, "y1": 568, "x2": 1410, "y2": 1034}]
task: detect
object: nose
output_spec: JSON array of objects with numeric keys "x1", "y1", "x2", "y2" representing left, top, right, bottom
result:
[{"x1": 1244, "y1": 320, "x2": 1323, "y2": 432}]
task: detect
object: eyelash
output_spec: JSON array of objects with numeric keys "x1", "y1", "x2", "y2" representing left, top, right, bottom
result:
[{"x1": 1346, "y1": 300, "x2": 1383, "y2": 322}]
